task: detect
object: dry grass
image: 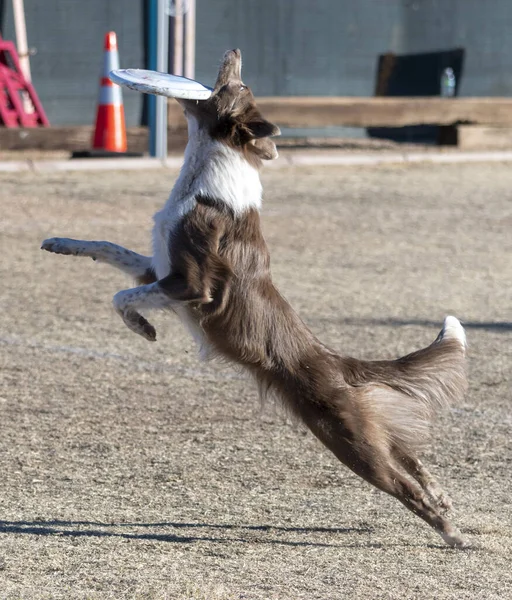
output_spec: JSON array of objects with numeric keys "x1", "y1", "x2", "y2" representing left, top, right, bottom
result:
[{"x1": 0, "y1": 162, "x2": 511, "y2": 599}]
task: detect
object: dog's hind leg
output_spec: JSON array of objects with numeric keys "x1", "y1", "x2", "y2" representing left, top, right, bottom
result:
[
  {"x1": 393, "y1": 449, "x2": 453, "y2": 512},
  {"x1": 342, "y1": 448, "x2": 467, "y2": 548},
  {"x1": 41, "y1": 238, "x2": 155, "y2": 283},
  {"x1": 380, "y1": 468, "x2": 466, "y2": 548},
  {"x1": 300, "y1": 408, "x2": 467, "y2": 548}
]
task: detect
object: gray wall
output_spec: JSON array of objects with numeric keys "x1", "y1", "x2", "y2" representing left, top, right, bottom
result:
[
  {"x1": 1, "y1": 0, "x2": 512, "y2": 125},
  {"x1": 195, "y1": 0, "x2": 403, "y2": 96},
  {"x1": 402, "y1": 0, "x2": 512, "y2": 96},
  {"x1": 195, "y1": 0, "x2": 512, "y2": 98},
  {"x1": 1, "y1": 0, "x2": 145, "y2": 126}
]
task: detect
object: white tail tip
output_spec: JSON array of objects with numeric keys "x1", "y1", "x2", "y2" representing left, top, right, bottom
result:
[{"x1": 441, "y1": 316, "x2": 466, "y2": 347}]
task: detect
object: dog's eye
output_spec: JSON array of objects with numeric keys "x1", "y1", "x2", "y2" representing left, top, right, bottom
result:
[{"x1": 239, "y1": 85, "x2": 247, "y2": 91}]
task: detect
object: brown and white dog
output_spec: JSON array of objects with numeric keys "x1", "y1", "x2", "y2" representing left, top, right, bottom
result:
[{"x1": 42, "y1": 49, "x2": 469, "y2": 548}]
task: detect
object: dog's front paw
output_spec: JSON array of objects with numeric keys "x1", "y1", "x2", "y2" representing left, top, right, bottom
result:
[
  {"x1": 41, "y1": 237, "x2": 78, "y2": 256},
  {"x1": 113, "y1": 291, "x2": 157, "y2": 342},
  {"x1": 121, "y1": 310, "x2": 157, "y2": 342}
]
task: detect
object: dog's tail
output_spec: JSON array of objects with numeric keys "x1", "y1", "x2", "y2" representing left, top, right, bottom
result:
[{"x1": 354, "y1": 316, "x2": 467, "y2": 452}]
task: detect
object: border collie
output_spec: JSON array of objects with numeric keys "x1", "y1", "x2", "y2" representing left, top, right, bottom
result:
[{"x1": 42, "y1": 49, "x2": 468, "y2": 548}]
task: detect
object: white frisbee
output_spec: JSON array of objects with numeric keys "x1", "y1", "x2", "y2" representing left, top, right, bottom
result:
[{"x1": 109, "y1": 69, "x2": 212, "y2": 100}]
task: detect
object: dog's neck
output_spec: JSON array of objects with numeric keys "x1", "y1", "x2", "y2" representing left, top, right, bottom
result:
[{"x1": 168, "y1": 115, "x2": 262, "y2": 214}]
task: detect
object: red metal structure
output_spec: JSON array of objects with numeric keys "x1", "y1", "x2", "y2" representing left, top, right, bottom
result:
[{"x1": 0, "y1": 33, "x2": 49, "y2": 127}]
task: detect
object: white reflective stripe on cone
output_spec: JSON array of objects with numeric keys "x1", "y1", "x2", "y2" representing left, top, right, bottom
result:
[
  {"x1": 102, "y1": 50, "x2": 120, "y2": 75},
  {"x1": 98, "y1": 84, "x2": 123, "y2": 106}
]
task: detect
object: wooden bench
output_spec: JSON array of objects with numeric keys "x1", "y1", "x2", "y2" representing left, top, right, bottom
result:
[
  {"x1": 167, "y1": 97, "x2": 512, "y2": 148},
  {"x1": 3, "y1": 97, "x2": 512, "y2": 152}
]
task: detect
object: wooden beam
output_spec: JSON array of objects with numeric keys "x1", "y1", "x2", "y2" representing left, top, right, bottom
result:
[
  {"x1": 0, "y1": 126, "x2": 188, "y2": 152},
  {"x1": 458, "y1": 125, "x2": 512, "y2": 150},
  {"x1": 168, "y1": 97, "x2": 512, "y2": 128},
  {"x1": 7, "y1": 100, "x2": 512, "y2": 152}
]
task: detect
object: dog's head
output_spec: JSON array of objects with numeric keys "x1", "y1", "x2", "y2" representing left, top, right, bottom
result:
[{"x1": 179, "y1": 49, "x2": 280, "y2": 163}]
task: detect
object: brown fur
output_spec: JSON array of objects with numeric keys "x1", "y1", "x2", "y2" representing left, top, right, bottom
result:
[
  {"x1": 162, "y1": 198, "x2": 467, "y2": 466},
  {"x1": 159, "y1": 50, "x2": 470, "y2": 547},
  {"x1": 136, "y1": 267, "x2": 157, "y2": 286},
  {"x1": 158, "y1": 192, "x2": 468, "y2": 545}
]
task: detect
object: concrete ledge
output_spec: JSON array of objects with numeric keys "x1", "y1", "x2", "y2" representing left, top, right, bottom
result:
[
  {"x1": 270, "y1": 149, "x2": 512, "y2": 167},
  {"x1": 32, "y1": 157, "x2": 167, "y2": 173},
  {"x1": 4, "y1": 150, "x2": 512, "y2": 173},
  {"x1": 0, "y1": 161, "x2": 32, "y2": 172}
]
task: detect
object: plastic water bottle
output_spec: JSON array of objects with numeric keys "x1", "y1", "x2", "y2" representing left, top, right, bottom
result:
[{"x1": 440, "y1": 67, "x2": 456, "y2": 97}]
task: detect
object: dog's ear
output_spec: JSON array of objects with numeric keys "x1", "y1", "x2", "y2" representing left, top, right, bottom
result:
[
  {"x1": 240, "y1": 118, "x2": 280, "y2": 158},
  {"x1": 245, "y1": 119, "x2": 280, "y2": 140},
  {"x1": 249, "y1": 137, "x2": 279, "y2": 160}
]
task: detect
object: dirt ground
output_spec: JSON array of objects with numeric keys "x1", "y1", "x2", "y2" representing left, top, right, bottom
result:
[{"x1": 0, "y1": 162, "x2": 510, "y2": 599}]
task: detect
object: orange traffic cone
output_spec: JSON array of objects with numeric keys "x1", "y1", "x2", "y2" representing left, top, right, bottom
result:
[
  {"x1": 92, "y1": 31, "x2": 127, "y2": 153},
  {"x1": 73, "y1": 31, "x2": 141, "y2": 158}
]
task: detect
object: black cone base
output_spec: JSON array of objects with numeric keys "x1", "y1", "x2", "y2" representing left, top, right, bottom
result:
[{"x1": 71, "y1": 149, "x2": 143, "y2": 159}]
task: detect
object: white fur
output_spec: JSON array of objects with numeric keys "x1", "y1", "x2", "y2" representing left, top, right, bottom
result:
[
  {"x1": 113, "y1": 283, "x2": 171, "y2": 312},
  {"x1": 40, "y1": 238, "x2": 151, "y2": 279},
  {"x1": 175, "y1": 305, "x2": 214, "y2": 360},
  {"x1": 441, "y1": 316, "x2": 466, "y2": 348}
]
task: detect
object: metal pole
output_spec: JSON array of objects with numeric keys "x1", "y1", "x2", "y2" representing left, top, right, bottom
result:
[
  {"x1": 12, "y1": 0, "x2": 31, "y2": 81},
  {"x1": 184, "y1": 0, "x2": 195, "y2": 79},
  {"x1": 155, "y1": 0, "x2": 169, "y2": 160},
  {"x1": 12, "y1": 0, "x2": 33, "y2": 113},
  {"x1": 173, "y1": 0, "x2": 183, "y2": 76},
  {"x1": 148, "y1": 0, "x2": 157, "y2": 157}
]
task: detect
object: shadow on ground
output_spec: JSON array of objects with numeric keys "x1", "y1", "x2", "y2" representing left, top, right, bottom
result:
[
  {"x1": 329, "y1": 318, "x2": 512, "y2": 332},
  {"x1": 0, "y1": 519, "x2": 374, "y2": 548}
]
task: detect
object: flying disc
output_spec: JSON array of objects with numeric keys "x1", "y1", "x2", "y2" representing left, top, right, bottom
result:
[{"x1": 109, "y1": 69, "x2": 212, "y2": 100}]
